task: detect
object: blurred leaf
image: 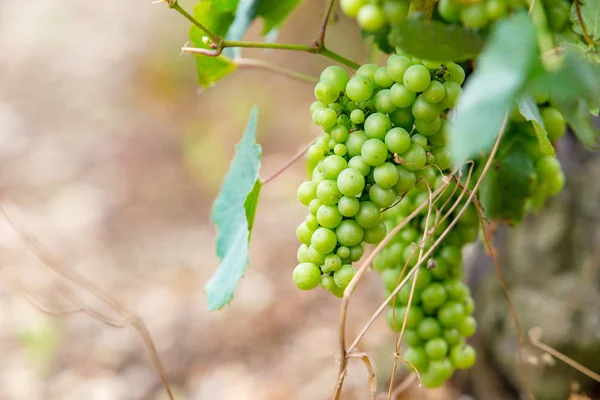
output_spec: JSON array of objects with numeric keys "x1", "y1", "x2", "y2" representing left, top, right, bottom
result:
[
  {"x1": 480, "y1": 144, "x2": 537, "y2": 224},
  {"x1": 570, "y1": 0, "x2": 600, "y2": 42},
  {"x1": 450, "y1": 12, "x2": 538, "y2": 164},
  {"x1": 257, "y1": 0, "x2": 303, "y2": 34},
  {"x1": 362, "y1": 25, "x2": 395, "y2": 54},
  {"x1": 190, "y1": 1, "x2": 237, "y2": 87},
  {"x1": 555, "y1": 97, "x2": 600, "y2": 149},
  {"x1": 206, "y1": 107, "x2": 262, "y2": 310},
  {"x1": 224, "y1": 0, "x2": 262, "y2": 58},
  {"x1": 390, "y1": 19, "x2": 484, "y2": 61},
  {"x1": 516, "y1": 94, "x2": 555, "y2": 156}
]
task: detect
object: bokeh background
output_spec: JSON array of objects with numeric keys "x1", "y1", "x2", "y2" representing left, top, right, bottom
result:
[{"x1": 0, "y1": 1, "x2": 599, "y2": 400}]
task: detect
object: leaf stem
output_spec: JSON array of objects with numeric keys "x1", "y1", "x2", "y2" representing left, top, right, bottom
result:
[
  {"x1": 222, "y1": 40, "x2": 313, "y2": 52},
  {"x1": 169, "y1": 1, "x2": 220, "y2": 44},
  {"x1": 260, "y1": 138, "x2": 318, "y2": 185},
  {"x1": 320, "y1": 47, "x2": 361, "y2": 69},
  {"x1": 235, "y1": 58, "x2": 320, "y2": 83},
  {"x1": 574, "y1": 0, "x2": 595, "y2": 47},
  {"x1": 317, "y1": 0, "x2": 337, "y2": 48}
]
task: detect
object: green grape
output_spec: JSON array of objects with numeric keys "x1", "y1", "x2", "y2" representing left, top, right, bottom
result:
[
  {"x1": 415, "y1": 267, "x2": 433, "y2": 289},
  {"x1": 346, "y1": 130, "x2": 368, "y2": 157},
  {"x1": 412, "y1": 95, "x2": 441, "y2": 122},
  {"x1": 404, "y1": 329, "x2": 422, "y2": 346},
  {"x1": 361, "y1": 138, "x2": 389, "y2": 166},
  {"x1": 305, "y1": 214, "x2": 319, "y2": 230},
  {"x1": 438, "y1": 0, "x2": 460, "y2": 22},
  {"x1": 323, "y1": 254, "x2": 343, "y2": 273},
  {"x1": 443, "y1": 328, "x2": 462, "y2": 346},
  {"x1": 445, "y1": 280, "x2": 469, "y2": 301},
  {"x1": 384, "y1": 1, "x2": 409, "y2": 23},
  {"x1": 400, "y1": 143, "x2": 427, "y2": 171},
  {"x1": 432, "y1": 146, "x2": 452, "y2": 170},
  {"x1": 297, "y1": 181, "x2": 317, "y2": 205},
  {"x1": 374, "y1": 162, "x2": 400, "y2": 188},
  {"x1": 334, "y1": 143, "x2": 347, "y2": 156},
  {"x1": 338, "y1": 196, "x2": 361, "y2": 217},
  {"x1": 411, "y1": 134, "x2": 429, "y2": 148},
  {"x1": 365, "y1": 112, "x2": 393, "y2": 140},
  {"x1": 403, "y1": 346, "x2": 428, "y2": 372},
  {"x1": 314, "y1": 81, "x2": 340, "y2": 105},
  {"x1": 382, "y1": 268, "x2": 401, "y2": 291},
  {"x1": 308, "y1": 198, "x2": 322, "y2": 215},
  {"x1": 536, "y1": 156, "x2": 561, "y2": 181},
  {"x1": 387, "y1": 242, "x2": 405, "y2": 264},
  {"x1": 485, "y1": 0, "x2": 507, "y2": 20},
  {"x1": 421, "y1": 282, "x2": 448, "y2": 309},
  {"x1": 423, "y1": 81, "x2": 446, "y2": 103},
  {"x1": 297, "y1": 244, "x2": 310, "y2": 263},
  {"x1": 445, "y1": 62, "x2": 466, "y2": 85},
  {"x1": 370, "y1": 184, "x2": 397, "y2": 208},
  {"x1": 316, "y1": 108, "x2": 338, "y2": 129},
  {"x1": 450, "y1": 344, "x2": 476, "y2": 369},
  {"x1": 329, "y1": 103, "x2": 344, "y2": 114},
  {"x1": 390, "y1": 83, "x2": 417, "y2": 108},
  {"x1": 355, "y1": 201, "x2": 381, "y2": 228},
  {"x1": 374, "y1": 89, "x2": 397, "y2": 114},
  {"x1": 340, "y1": 0, "x2": 368, "y2": 17},
  {"x1": 385, "y1": 127, "x2": 411, "y2": 154},
  {"x1": 321, "y1": 155, "x2": 348, "y2": 179},
  {"x1": 439, "y1": 81, "x2": 462, "y2": 109},
  {"x1": 337, "y1": 168, "x2": 366, "y2": 197},
  {"x1": 440, "y1": 245, "x2": 462, "y2": 265},
  {"x1": 338, "y1": 114, "x2": 351, "y2": 128},
  {"x1": 425, "y1": 337, "x2": 449, "y2": 360},
  {"x1": 321, "y1": 275, "x2": 344, "y2": 297},
  {"x1": 420, "y1": 370, "x2": 446, "y2": 389},
  {"x1": 357, "y1": 4, "x2": 386, "y2": 31},
  {"x1": 545, "y1": 169, "x2": 565, "y2": 196},
  {"x1": 337, "y1": 246, "x2": 351, "y2": 259},
  {"x1": 388, "y1": 306, "x2": 424, "y2": 330},
  {"x1": 320, "y1": 65, "x2": 350, "y2": 93},
  {"x1": 293, "y1": 263, "x2": 322, "y2": 290},
  {"x1": 334, "y1": 264, "x2": 357, "y2": 289},
  {"x1": 364, "y1": 221, "x2": 387, "y2": 243},
  {"x1": 346, "y1": 76, "x2": 375, "y2": 102},
  {"x1": 331, "y1": 125, "x2": 349, "y2": 142},
  {"x1": 346, "y1": 101, "x2": 358, "y2": 112},
  {"x1": 418, "y1": 317, "x2": 442, "y2": 340},
  {"x1": 296, "y1": 222, "x2": 316, "y2": 245},
  {"x1": 541, "y1": 107, "x2": 566, "y2": 141},
  {"x1": 415, "y1": 166, "x2": 437, "y2": 190},
  {"x1": 374, "y1": 66, "x2": 394, "y2": 88},
  {"x1": 422, "y1": 59, "x2": 443, "y2": 69},
  {"x1": 463, "y1": 296, "x2": 475, "y2": 315},
  {"x1": 317, "y1": 179, "x2": 342, "y2": 205},
  {"x1": 458, "y1": 315, "x2": 477, "y2": 337},
  {"x1": 429, "y1": 358, "x2": 454, "y2": 381},
  {"x1": 397, "y1": 283, "x2": 421, "y2": 304},
  {"x1": 336, "y1": 220, "x2": 365, "y2": 246},
  {"x1": 389, "y1": 107, "x2": 415, "y2": 130},
  {"x1": 415, "y1": 117, "x2": 442, "y2": 136},
  {"x1": 395, "y1": 166, "x2": 417, "y2": 193},
  {"x1": 460, "y1": 4, "x2": 489, "y2": 29},
  {"x1": 387, "y1": 55, "x2": 413, "y2": 83},
  {"x1": 311, "y1": 227, "x2": 338, "y2": 254},
  {"x1": 438, "y1": 301, "x2": 465, "y2": 328},
  {"x1": 356, "y1": 64, "x2": 379, "y2": 81},
  {"x1": 317, "y1": 204, "x2": 343, "y2": 229},
  {"x1": 310, "y1": 101, "x2": 326, "y2": 115},
  {"x1": 350, "y1": 109, "x2": 365, "y2": 124},
  {"x1": 403, "y1": 64, "x2": 431, "y2": 93},
  {"x1": 347, "y1": 156, "x2": 371, "y2": 177},
  {"x1": 349, "y1": 244, "x2": 364, "y2": 261}
]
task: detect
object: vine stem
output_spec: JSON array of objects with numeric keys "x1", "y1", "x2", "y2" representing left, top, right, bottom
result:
[
  {"x1": 236, "y1": 58, "x2": 319, "y2": 83},
  {"x1": 169, "y1": 1, "x2": 220, "y2": 44},
  {"x1": 317, "y1": 0, "x2": 337, "y2": 48},
  {"x1": 260, "y1": 138, "x2": 318, "y2": 185},
  {"x1": 574, "y1": 0, "x2": 595, "y2": 47}
]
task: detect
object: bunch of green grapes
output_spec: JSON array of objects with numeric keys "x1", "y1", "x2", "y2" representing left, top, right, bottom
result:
[
  {"x1": 436, "y1": 0, "x2": 527, "y2": 29},
  {"x1": 372, "y1": 186, "x2": 480, "y2": 388},
  {"x1": 340, "y1": 0, "x2": 410, "y2": 33},
  {"x1": 294, "y1": 55, "x2": 466, "y2": 299}
]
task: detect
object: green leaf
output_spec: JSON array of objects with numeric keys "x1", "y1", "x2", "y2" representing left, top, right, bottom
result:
[
  {"x1": 390, "y1": 19, "x2": 484, "y2": 61},
  {"x1": 189, "y1": 1, "x2": 237, "y2": 87},
  {"x1": 450, "y1": 12, "x2": 538, "y2": 164},
  {"x1": 224, "y1": 0, "x2": 261, "y2": 58},
  {"x1": 362, "y1": 24, "x2": 395, "y2": 54},
  {"x1": 206, "y1": 107, "x2": 262, "y2": 310},
  {"x1": 257, "y1": 0, "x2": 302, "y2": 34},
  {"x1": 479, "y1": 144, "x2": 537, "y2": 224},
  {"x1": 516, "y1": 94, "x2": 555, "y2": 156},
  {"x1": 570, "y1": 0, "x2": 600, "y2": 42},
  {"x1": 555, "y1": 97, "x2": 600, "y2": 149}
]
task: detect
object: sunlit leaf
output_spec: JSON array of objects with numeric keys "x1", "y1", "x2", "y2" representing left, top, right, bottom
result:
[{"x1": 570, "y1": 0, "x2": 600, "y2": 42}]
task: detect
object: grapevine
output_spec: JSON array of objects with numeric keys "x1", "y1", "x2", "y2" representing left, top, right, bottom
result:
[{"x1": 168, "y1": 0, "x2": 600, "y2": 397}]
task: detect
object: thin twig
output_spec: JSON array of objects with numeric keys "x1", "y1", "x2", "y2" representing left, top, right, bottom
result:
[
  {"x1": 260, "y1": 137, "x2": 318, "y2": 185},
  {"x1": 236, "y1": 58, "x2": 319, "y2": 83},
  {"x1": 317, "y1": 0, "x2": 337, "y2": 48},
  {"x1": 347, "y1": 351, "x2": 378, "y2": 400},
  {"x1": 169, "y1": 1, "x2": 220, "y2": 44},
  {"x1": 0, "y1": 203, "x2": 175, "y2": 400},
  {"x1": 529, "y1": 327, "x2": 600, "y2": 382},
  {"x1": 388, "y1": 372, "x2": 418, "y2": 399},
  {"x1": 574, "y1": 0, "x2": 595, "y2": 47}
]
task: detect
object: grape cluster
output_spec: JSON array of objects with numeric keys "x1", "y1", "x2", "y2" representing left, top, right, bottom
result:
[
  {"x1": 340, "y1": 0, "x2": 409, "y2": 33},
  {"x1": 373, "y1": 187, "x2": 480, "y2": 388},
  {"x1": 294, "y1": 56, "x2": 466, "y2": 299},
  {"x1": 437, "y1": 0, "x2": 526, "y2": 29}
]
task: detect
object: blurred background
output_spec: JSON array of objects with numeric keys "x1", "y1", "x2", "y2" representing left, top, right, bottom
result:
[{"x1": 0, "y1": 1, "x2": 598, "y2": 399}]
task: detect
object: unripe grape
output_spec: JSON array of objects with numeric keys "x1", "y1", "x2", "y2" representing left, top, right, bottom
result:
[
  {"x1": 374, "y1": 66, "x2": 394, "y2": 88},
  {"x1": 296, "y1": 222, "x2": 316, "y2": 245},
  {"x1": 337, "y1": 246, "x2": 351, "y2": 259},
  {"x1": 334, "y1": 264, "x2": 357, "y2": 289},
  {"x1": 458, "y1": 315, "x2": 477, "y2": 337},
  {"x1": 320, "y1": 65, "x2": 350, "y2": 93},
  {"x1": 293, "y1": 263, "x2": 321, "y2": 290},
  {"x1": 305, "y1": 214, "x2": 319, "y2": 230},
  {"x1": 403, "y1": 64, "x2": 431, "y2": 92},
  {"x1": 445, "y1": 62, "x2": 466, "y2": 85},
  {"x1": 297, "y1": 181, "x2": 318, "y2": 205},
  {"x1": 346, "y1": 130, "x2": 368, "y2": 157},
  {"x1": 428, "y1": 358, "x2": 454, "y2": 381},
  {"x1": 421, "y1": 282, "x2": 448, "y2": 309},
  {"x1": 317, "y1": 179, "x2": 342, "y2": 205},
  {"x1": 390, "y1": 83, "x2": 417, "y2": 108},
  {"x1": 384, "y1": 1, "x2": 409, "y2": 23},
  {"x1": 337, "y1": 168, "x2": 366, "y2": 197},
  {"x1": 365, "y1": 112, "x2": 393, "y2": 140},
  {"x1": 412, "y1": 95, "x2": 442, "y2": 122},
  {"x1": 374, "y1": 162, "x2": 400, "y2": 188},
  {"x1": 425, "y1": 337, "x2": 449, "y2": 360},
  {"x1": 388, "y1": 306, "x2": 424, "y2": 330},
  {"x1": 297, "y1": 244, "x2": 310, "y2": 263},
  {"x1": 440, "y1": 81, "x2": 462, "y2": 109},
  {"x1": 317, "y1": 204, "x2": 343, "y2": 229},
  {"x1": 400, "y1": 143, "x2": 426, "y2": 171},
  {"x1": 340, "y1": 0, "x2": 368, "y2": 18},
  {"x1": 346, "y1": 76, "x2": 375, "y2": 102},
  {"x1": 350, "y1": 109, "x2": 365, "y2": 124},
  {"x1": 438, "y1": 301, "x2": 465, "y2": 328},
  {"x1": 308, "y1": 198, "x2": 322, "y2": 215},
  {"x1": 415, "y1": 117, "x2": 442, "y2": 136},
  {"x1": 389, "y1": 107, "x2": 415, "y2": 130},
  {"x1": 370, "y1": 184, "x2": 397, "y2": 208},
  {"x1": 316, "y1": 108, "x2": 338, "y2": 129},
  {"x1": 349, "y1": 244, "x2": 364, "y2": 262},
  {"x1": 450, "y1": 344, "x2": 476, "y2": 369},
  {"x1": 334, "y1": 143, "x2": 347, "y2": 156},
  {"x1": 460, "y1": 4, "x2": 489, "y2": 29},
  {"x1": 361, "y1": 138, "x2": 389, "y2": 166},
  {"x1": 338, "y1": 196, "x2": 361, "y2": 217},
  {"x1": 395, "y1": 166, "x2": 417, "y2": 192},
  {"x1": 336, "y1": 220, "x2": 365, "y2": 246},
  {"x1": 323, "y1": 254, "x2": 343, "y2": 273},
  {"x1": 541, "y1": 107, "x2": 566, "y2": 141},
  {"x1": 374, "y1": 89, "x2": 397, "y2": 113},
  {"x1": 403, "y1": 346, "x2": 428, "y2": 372},
  {"x1": 356, "y1": 63, "x2": 379, "y2": 81},
  {"x1": 357, "y1": 4, "x2": 387, "y2": 31},
  {"x1": 314, "y1": 81, "x2": 340, "y2": 105},
  {"x1": 438, "y1": 0, "x2": 460, "y2": 22},
  {"x1": 418, "y1": 317, "x2": 443, "y2": 339},
  {"x1": 364, "y1": 221, "x2": 387, "y2": 243},
  {"x1": 331, "y1": 124, "x2": 349, "y2": 142},
  {"x1": 321, "y1": 275, "x2": 344, "y2": 297},
  {"x1": 387, "y1": 55, "x2": 413, "y2": 82},
  {"x1": 320, "y1": 155, "x2": 348, "y2": 179},
  {"x1": 485, "y1": 0, "x2": 507, "y2": 20},
  {"x1": 355, "y1": 201, "x2": 381, "y2": 228}
]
